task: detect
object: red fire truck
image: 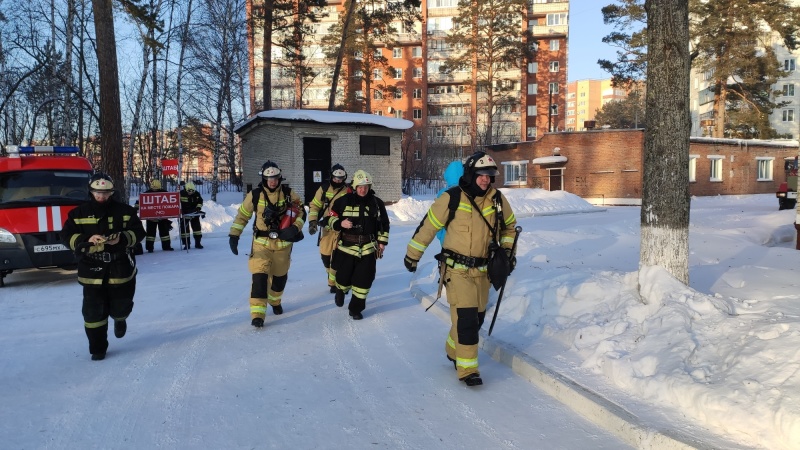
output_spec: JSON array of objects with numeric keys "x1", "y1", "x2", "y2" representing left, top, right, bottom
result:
[{"x1": 0, "y1": 145, "x2": 93, "y2": 286}]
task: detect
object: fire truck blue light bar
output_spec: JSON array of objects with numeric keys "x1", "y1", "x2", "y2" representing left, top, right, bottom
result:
[{"x1": 18, "y1": 146, "x2": 80, "y2": 154}]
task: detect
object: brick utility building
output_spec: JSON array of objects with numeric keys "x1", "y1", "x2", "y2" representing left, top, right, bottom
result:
[
  {"x1": 485, "y1": 129, "x2": 799, "y2": 204},
  {"x1": 233, "y1": 110, "x2": 413, "y2": 204}
]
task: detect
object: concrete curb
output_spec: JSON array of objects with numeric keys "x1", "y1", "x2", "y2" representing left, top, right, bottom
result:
[{"x1": 410, "y1": 284, "x2": 719, "y2": 450}]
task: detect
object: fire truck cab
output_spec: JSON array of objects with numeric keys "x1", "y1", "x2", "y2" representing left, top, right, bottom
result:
[{"x1": 0, "y1": 145, "x2": 93, "y2": 286}]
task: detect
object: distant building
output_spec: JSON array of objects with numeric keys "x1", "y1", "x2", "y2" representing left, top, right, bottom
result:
[{"x1": 566, "y1": 79, "x2": 630, "y2": 131}]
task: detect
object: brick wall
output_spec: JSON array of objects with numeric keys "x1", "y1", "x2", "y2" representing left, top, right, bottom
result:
[{"x1": 486, "y1": 129, "x2": 798, "y2": 202}]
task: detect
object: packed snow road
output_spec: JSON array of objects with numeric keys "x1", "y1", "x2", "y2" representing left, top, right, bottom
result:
[{"x1": 0, "y1": 223, "x2": 629, "y2": 449}]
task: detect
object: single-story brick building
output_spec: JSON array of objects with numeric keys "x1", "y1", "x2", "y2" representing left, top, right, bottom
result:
[
  {"x1": 234, "y1": 110, "x2": 413, "y2": 203},
  {"x1": 485, "y1": 129, "x2": 799, "y2": 205}
]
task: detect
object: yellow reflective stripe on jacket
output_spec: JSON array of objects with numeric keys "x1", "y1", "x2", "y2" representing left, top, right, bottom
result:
[
  {"x1": 253, "y1": 237, "x2": 292, "y2": 249},
  {"x1": 376, "y1": 231, "x2": 389, "y2": 245},
  {"x1": 74, "y1": 218, "x2": 100, "y2": 225},
  {"x1": 238, "y1": 204, "x2": 252, "y2": 218},
  {"x1": 426, "y1": 208, "x2": 445, "y2": 229},
  {"x1": 108, "y1": 269, "x2": 137, "y2": 284},
  {"x1": 408, "y1": 239, "x2": 427, "y2": 253}
]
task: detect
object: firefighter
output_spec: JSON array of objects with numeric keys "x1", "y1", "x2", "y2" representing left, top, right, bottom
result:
[
  {"x1": 327, "y1": 170, "x2": 390, "y2": 320},
  {"x1": 61, "y1": 173, "x2": 146, "y2": 361},
  {"x1": 135, "y1": 179, "x2": 174, "y2": 252},
  {"x1": 307, "y1": 164, "x2": 352, "y2": 293},
  {"x1": 228, "y1": 161, "x2": 306, "y2": 328},
  {"x1": 404, "y1": 152, "x2": 517, "y2": 386},
  {"x1": 179, "y1": 181, "x2": 204, "y2": 249}
]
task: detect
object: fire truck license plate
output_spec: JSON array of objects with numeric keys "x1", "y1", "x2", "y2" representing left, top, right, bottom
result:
[{"x1": 33, "y1": 244, "x2": 69, "y2": 253}]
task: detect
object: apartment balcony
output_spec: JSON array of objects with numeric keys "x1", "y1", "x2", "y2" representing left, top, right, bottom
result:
[
  {"x1": 530, "y1": 24, "x2": 568, "y2": 36},
  {"x1": 427, "y1": 7, "x2": 459, "y2": 17},
  {"x1": 428, "y1": 71, "x2": 471, "y2": 83},
  {"x1": 427, "y1": 49, "x2": 452, "y2": 60},
  {"x1": 394, "y1": 32, "x2": 423, "y2": 44},
  {"x1": 426, "y1": 30, "x2": 448, "y2": 39},
  {"x1": 428, "y1": 92, "x2": 471, "y2": 103},
  {"x1": 428, "y1": 114, "x2": 471, "y2": 125},
  {"x1": 529, "y1": 1, "x2": 569, "y2": 15}
]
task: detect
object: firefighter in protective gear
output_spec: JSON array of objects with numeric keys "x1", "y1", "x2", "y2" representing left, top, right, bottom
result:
[
  {"x1": 307, "y1": 164, "x2": 352, "y2": 292},
  {"x1": 179, "y1": 181, "x2": 204, "y2": 249},
  {"x1": 404, "y1": 152, "x2": 517, "y2": 386},
  {"x1": 61, "y1": 173, "x2": 146, "y2": 361},
  {"x1": 134, "y1": 179, "x2": 174, "y2": 252},
  {"x1": 327, "y1": 169, "x2": 389, "y2": 320},
  {"x1": 228, "y1": 161, "x2": 306, "y2": 328}
]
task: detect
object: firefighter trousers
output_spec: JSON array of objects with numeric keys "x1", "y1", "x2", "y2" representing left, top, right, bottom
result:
[
  {"x1": 319, "y1": 229, "x2": 339, "y2": 287},
  {"x1": 332, "y1": 249, "x2": 377, "y2": 315},
  {"x1": 82, "y1": 274, "x2": 136, "y2": 355},
  {"x1": 248, "y1": 243, "x2": 291, "y2": 319},
  {"x1": 145, "y1": 219, "x2": 172, "y2": 250},
  {"x1": 443, "y1": 267, "x2": 490, "y2": 380}
]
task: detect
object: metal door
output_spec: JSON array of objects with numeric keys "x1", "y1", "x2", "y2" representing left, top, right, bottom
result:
[{"x1": 303, "y1": 137, "x2": 332, "y2": 204}]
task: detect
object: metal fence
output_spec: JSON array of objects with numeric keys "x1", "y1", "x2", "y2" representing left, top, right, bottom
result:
[
  {"x1": 402, "y1": 178, "x2": 449, "y2": 197},
  {"x1": 127, "y1": 171, "x2": 243, "y2": 197}
]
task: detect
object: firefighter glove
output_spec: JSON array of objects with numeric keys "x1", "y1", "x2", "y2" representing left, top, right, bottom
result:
[
  {"x1": 308, "y1": 220, "x2": 318, "y2": 235},
  {"x1": 505, "y1": 248, "x2": 517, "y2": 274},
  {"x1": 229, "y1": 235, "x2": 239, "y2": 255},
  {"x1": 404, "y1": 256, "x2": 418, "y2": 273},
  {"x1": 278, "y1": 225, "x2": 299, "y2": 241}
]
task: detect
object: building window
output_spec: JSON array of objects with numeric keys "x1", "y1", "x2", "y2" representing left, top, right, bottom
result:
[
  {"x1": 414, "y1": 130, "x2": 422, "y2": 141},
  {"x1": 527, "y1": 62, "x2": 538, "y2": 73},
  {"x1": 503, "y1": 162, "x2": 527, "y2": 186},
  {"x1": 374, "y1": 110, "x2": 383, "y2": 116},
  {"x1": 549, "y1": 61, "x2": 559, "y2": 72},
  {"x1": 393, "y1": 48, "x2": 402, "y2": 58},
  {"x1": 783, "y1": 109, "x2": 795, "y2": 122},
  {"x1": 412, "y1": 46, "x2": 422, "y2": 57},
  {"x1": 550, "y1": 39, "x2": 560, "y2": 51},
  {"x1": 354, "y1": 50, "x2": 363, "y2": 60},
  {"x1": 394, "y1": 109, "x2": 403, "y2": 118},
  {"x1": 527, "y1": 83, "x2": 537, "y2": 95},
  {"x1": 527, "y1": 105, "x2": 537, "y2": 116},
  {"x1": 412, "y1": 67, "x2": 423, "y2": 78},
  {"x1": 785, "y1": 59, "x2": 796, "y2": 71},
  {"x1": 784, "y1": 84, "x2": 795, "y2": 96},
  {"x1": 373, "y1": 69, "x2": 382, "y2": 80},
  {"x1": 374, "y1": 90, "x2": 383, "y2": 100},
  {"x1": 413, "y1": 88, "x2": 422, "y2": 99},
  {"x1": 527, "y1": 127, "x2": 537, "y2": 139},
  {"x1": 547, "y1": 13, "x2": 567, "y2": 25},
  {"x1": 355, "y1": 90, "x2": 364, "y2": 100},
  {"x1": 689, "y1": 155, "x2": 698, "y2": 182},
  {"x1": 549, "y1": 82, "x2": 558, "y2": 94},
  {"x1": 413, "y1": 109, "x2": 422, "y2": 119},
  {"x1": 373, "y1": 49, "x2": 382, "y2": 59},
  {"x1": 756, "y1": 157, "x2": 774, "y2": 181},
  {"x1": 550, "y1": 105, "x2": 559, "y2": 115},
  {"x1": 395, "y1": 89, "x2": 403, "y2": 99},
  {"x1": 414, "y1": 147, "x2": 422, "y2": 160},
  {"x1": 708, "y1": 156, "x2": 723, "y2": 181},
  {"x1": 394, "y1": 68, "x2": 403, "y2": 79},
  {"x1": 359, "y1": 135, "x2": 390, "y2": 155}
]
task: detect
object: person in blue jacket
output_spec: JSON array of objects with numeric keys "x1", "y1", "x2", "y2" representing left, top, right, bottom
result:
[{"x1": 435, "y1": 161, "x2": 464, "y2": 246}]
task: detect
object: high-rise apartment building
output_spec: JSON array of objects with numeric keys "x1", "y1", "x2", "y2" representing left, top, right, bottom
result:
[
  {"x1": 565, "y1": 79, "x2": 629, "y2": 131},
  {"x1": 246, "y1": 0, "x2": 568, "y2": 176}
]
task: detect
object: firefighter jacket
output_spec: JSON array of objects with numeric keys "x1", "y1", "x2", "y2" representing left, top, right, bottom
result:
[
  {"x1": 229, "y1": 184, "x2": 306, "y2": 250},
  {"x1": 328, "y1": 190, "x2": 390, "y2": 258},
  {"x1": 61, "y1": 199, "x2": 146, "y2": 286},
  {"x1": 308, "y1": 182, "x2": 351, "y2": 225},
  {"x1": 180, "y1": 189, "x2": 204, "y2": 214},
  {"x1": 406, "y1": 184, "x2": 517, "y2": 270}
]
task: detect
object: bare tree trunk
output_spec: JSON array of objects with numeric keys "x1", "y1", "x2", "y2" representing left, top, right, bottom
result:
[
  {"x1": 127, "y1": 44, "x2": 152, "y2": 198},
  {"x1": 328, "y1": 0, "x2": 357, "y2": 111},
  {"x1": 151, "y1": 23, "x2": 160, "y2": 180},
  {"x1": 713, "y1": 82, "x2": 727, "y2": 138},
  {"x1": 640, "y1": 0, "x2": 691, "y2": 287},
  {"x1": 175, "y1": 0, "x2": 193, "y2": 187},
  {"x1": 261, "y1": 0, "x2": 274, "y2": 111},
  {"x1": 63, "y1": 0, "x2": 75, "y2": 145},
  {"x1": 91, "y1": 0, "x2": 125, "y2": 200}
]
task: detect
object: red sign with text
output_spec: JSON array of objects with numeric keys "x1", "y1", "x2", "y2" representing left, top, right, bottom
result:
[
  {"x1": 161, "y1": 158, "x2": 179, "y2": 176},
  {"x1": 138, "y1": 191, "x2": 181, "y2": 220}
]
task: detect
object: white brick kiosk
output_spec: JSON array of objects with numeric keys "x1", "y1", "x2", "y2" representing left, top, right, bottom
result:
[{"x1": 233, "y1": 110, "x2": 413, "y2": 204}]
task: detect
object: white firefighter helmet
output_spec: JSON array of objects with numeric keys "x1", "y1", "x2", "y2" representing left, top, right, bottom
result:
[
  {"x1": 464, "y1": 151, "x2": 499, "y2": 178},
  {"x1": 331, "y1": 164, "x2": 347, "y2": 180},
  {"x1": 260, "y1": 160, "x2": 281, "y2": 179},
  {"x1": 352, "y1": 169, "x2": 373, "y2": 187},
  {"x1": 89, "y1": 172, "x2": 115, "y2": 192}
]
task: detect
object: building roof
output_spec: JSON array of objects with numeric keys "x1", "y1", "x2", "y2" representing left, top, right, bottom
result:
[
  {"x1": 531, "y1": 155, "x2": 568, "y2": 165},
  {"x1": 234, "y1": 109, "x2": 415, "y2": 133}
]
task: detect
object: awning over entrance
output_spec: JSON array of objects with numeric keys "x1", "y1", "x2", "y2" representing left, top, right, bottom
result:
[{"x1": 531, "y1": 155, "x2": 568, "y2": 164}]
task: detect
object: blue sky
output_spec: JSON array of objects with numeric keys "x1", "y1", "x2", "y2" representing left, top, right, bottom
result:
[{"x1": 567, "y1": 0, "x2": 617, "y2": 82}]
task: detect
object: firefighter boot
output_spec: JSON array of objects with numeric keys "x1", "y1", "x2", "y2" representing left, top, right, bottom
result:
[
  {"x1": 86, "y1": 324, "x2": 109, "y2": 361},
  {"x1": 194, "y1": 236, "x2": 203, "y2": 249},
  {"x1": 182, "y1": 237, "x2": 190, "y2": 250}
]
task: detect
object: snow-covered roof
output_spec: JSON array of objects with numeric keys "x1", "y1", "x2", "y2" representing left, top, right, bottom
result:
[
  {"x1": 234, "y1": 109, "x2": 414, "y2": 133},
  {"x1": 531, "y1": 155, "x2": 568, "y2": 165},
  {"x1": 690, "y1": 136, "x2": 799, "y2": 148}
]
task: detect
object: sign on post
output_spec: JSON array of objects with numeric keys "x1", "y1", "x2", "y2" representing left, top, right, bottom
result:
[
  {"x1": 138, "y1": 191, "x2": 181, "y2": 220},
  {"x1": 162, "y1": 159, "x2": 179, "y2": 176}
]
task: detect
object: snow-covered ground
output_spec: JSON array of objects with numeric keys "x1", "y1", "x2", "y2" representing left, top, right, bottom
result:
[{"x1": 2, "y1": 188, "x2": 799, "y2": 449}]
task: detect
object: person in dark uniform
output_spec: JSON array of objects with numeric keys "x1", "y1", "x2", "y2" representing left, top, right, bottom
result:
[
  {"x1": 179, "y1": 181, "x2": 204, "y2": 249},
  {"x1": 61, "y1": 173, "x2": 146, "y2": 361},
  {"x1": 135, "y1": 179, "x2": 174, "y2": 252},
  {"x1": 327, "y1": 170, "x2": 390, "y2": 320},
  {"x1": 307, "y1": 164, "x2": 351, "y2": 292}
]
